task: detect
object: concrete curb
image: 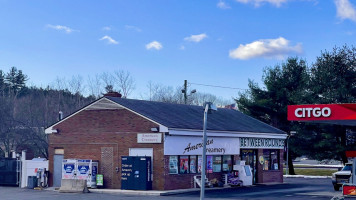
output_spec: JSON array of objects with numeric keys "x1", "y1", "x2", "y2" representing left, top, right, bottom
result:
[
  {"x1": 284, "y1": 175, "x2": 331, "y2": 179},
  {"x1": 89, "y1": 186, "x2": 237, "y2": 196}
]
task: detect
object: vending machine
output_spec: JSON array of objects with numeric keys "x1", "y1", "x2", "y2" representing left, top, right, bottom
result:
[{"x1": 62, "y1": 159, "x2": 98, "y2": 188}]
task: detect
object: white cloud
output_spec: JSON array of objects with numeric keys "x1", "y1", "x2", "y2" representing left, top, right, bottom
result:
[
  {"x1": 217, "y1": 1, "x2": 231, "y2": 9},
  {"x1": 184, "y1": 33, "x2": 208, "y2": 42},
  {"x1": 146, "y1": 41, "x2": 163, "y2": 50},
  {"x1": 99, "y1": 35, "x2": 119, "y2": 45},
  {"x1": 236, "y1": 0, "x2": 288, "y2": 7},
  {"x1": 46, "y1": 24, "x2": 76, "y2": 33},
  {"x1": 335, "y1": 0, "x2": 356, "y2": 22},
  {"x1": 125, "y1": 25, "x2": 142, "y2": 32},
  {"x1": 102, "y1": 26, "x2": 111, "y2": 31},
  {"x1": 229, "y1": 37, "x2": 302, "y2": 60}
]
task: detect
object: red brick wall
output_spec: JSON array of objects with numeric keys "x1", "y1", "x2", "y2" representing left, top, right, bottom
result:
[{"x1": 48, "y1": 109, "x2": 165, "y2": 190}]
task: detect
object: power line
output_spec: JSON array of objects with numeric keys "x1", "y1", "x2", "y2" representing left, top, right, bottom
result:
[{"x1": 189, "y1": 82, "x2": 247, "y2": 91}]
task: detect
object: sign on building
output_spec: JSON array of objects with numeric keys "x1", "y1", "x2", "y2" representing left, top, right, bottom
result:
[
  {"x1": 137, "y1": 133, "x2": 162, "y2": 143},
  {"x1": 164, "y1": 136, "x2": 240, "y2": 155}
]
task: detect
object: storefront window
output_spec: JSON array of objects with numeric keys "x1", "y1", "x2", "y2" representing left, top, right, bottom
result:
[
  {"x1": 213, "y1": 156, "x2": 222, "y2": 172},
  {"x1": 207, "y1": 156, "x2": 213, "y2": 173},
  {"x1": 179, "y1": 156, "x2": 189, "y2": 174},
  {"x1": 169, "y1": 156, "x2": 178, "y2": 174},
  {"x1": 190, "y1": 156, "x2": 197, "y2": 173},
  {"x1": 222, "y1": 155, "x2": 233, "y2": 172},
  {"x1": 263, "y1": 150, "x2": 270, "y2": 170},
  {"x1": 271, "y1": 150, "x2": 279, "y2": 170},
  {"x1": 197, "y1": 156, "x2": 202, "y2": 173},
  {"x1": 263, "y1": 150, "x2": 280, "y2": 170}
]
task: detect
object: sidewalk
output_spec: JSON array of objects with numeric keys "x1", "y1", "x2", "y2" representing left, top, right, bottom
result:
[
  {"x1": 89, "y1": 186, "x2": 230, "y2": 196},
  {"x1": 284, "y1": 175, "x2": 331, "y2": 179}
]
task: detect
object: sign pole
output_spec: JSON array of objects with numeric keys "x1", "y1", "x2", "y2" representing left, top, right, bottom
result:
[
  {"x1": 286, "y1": 137, "x2": 289, "y2": 175},
  {"x1": 200, "y1": 104, "x2": 209, "y2": 200}
]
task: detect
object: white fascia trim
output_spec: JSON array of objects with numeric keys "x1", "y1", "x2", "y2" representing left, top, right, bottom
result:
[
  {"x1": 104, "y1": 98, "x2": 168, "y2": 133},
  {"x1": 168, "y1": 129, "x2": 287, "y2": 139}
]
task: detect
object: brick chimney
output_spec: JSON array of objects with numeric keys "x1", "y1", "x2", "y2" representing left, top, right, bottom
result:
[{"x1": 104, "y1": 92, "x2": 122, "y2": 98}]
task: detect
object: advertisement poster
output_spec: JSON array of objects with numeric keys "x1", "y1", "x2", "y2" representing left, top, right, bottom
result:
[
  {"x1": 179, "y1": 156, "x2": 189, "y2": 174},
  {"x1": 169, "y1": 156, "x2": 178, "y2": 174},
  {"x1": 213, "y1": 156, "x2": 222, "y2": 172},
  {"x1": 77, "y1": 160, "x2": 91, "y2": 180},
  {"x1": 92, "y1": 164, "x2": 97, "y2": 182},
  {"x1": 63, "y1": 163, "x2": 75, "y2": 179},
  {"x1": 62, "y1": 159, "x2": 76, "y2": 179},
  {"x1": 197, "y1": 156, "x2": 202, "y2": 173},
  {"x1": 207, "y1": 156, "x2": 213, "y2": 173},
  {"x1": 190, "y1": 156, "x2": 197, "y2": 173}
]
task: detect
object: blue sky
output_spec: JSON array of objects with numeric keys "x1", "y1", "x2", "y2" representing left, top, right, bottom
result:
[{"x1": 0, "y1": 0, "x2": 355, "y2": 101}]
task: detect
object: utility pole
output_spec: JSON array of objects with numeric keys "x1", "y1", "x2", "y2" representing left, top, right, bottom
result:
[
  {"x1": 183, "y1": 80, "x2": 187, "y2": 104},
  {"x1": 182, "y1": 80, "x2": 196, "y2": 104}
]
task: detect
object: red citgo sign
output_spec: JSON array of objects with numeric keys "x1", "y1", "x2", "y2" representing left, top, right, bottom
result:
[
  {"x1": 343, "y1": 185, "x2": 356, "y2": 196},
  {"x1": 287, "y1": 104, "x2": 356, "y2": 121}
]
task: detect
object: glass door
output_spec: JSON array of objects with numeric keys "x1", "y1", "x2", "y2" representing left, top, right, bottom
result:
[{"x1": 240, "y1": 149, "x2": 257, "y2": 184}]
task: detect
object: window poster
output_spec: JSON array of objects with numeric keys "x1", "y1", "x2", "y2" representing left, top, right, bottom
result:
[
  {"x1": 169, "y1": 156, "x2": 178, "y2": 174},
  {"x1": 190, "y1": 156, "x2": 197, "y2": 173},
  {"x1": 180, "y1": 156, "x2": 189, "y2": 174},
  {"x1": 197, "y1": 156, "x2": 202, "y2": 173},
  {"x1": 271, "y1": 150, "x2": 279, "y2": 170},
  {"x1": 207, "y1": 155, "x2": 213, "y2": 173},
  {"x1": 222, "y1": 155, "x2": 232, "y2": 172},
  {"x1": 213, "y1": 156, "x2": 222, "y2": 172}
]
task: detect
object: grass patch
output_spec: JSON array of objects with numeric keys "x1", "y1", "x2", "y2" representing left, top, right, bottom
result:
[{"x1": 283, "y1": 168, "x2": 337, "y2": 176}]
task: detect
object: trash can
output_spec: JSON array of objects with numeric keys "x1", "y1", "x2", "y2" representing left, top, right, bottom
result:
[{"x1": 27, "y1": 176, "x2": 37, "y2": 189}]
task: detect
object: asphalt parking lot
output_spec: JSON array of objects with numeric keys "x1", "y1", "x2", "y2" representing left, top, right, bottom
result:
[{"x1": 0, "y1": 178, "x2": 343, "y2": 200}]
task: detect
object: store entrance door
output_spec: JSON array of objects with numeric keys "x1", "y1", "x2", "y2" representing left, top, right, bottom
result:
[{"x1": 240, "y1": 149, "x2": 257, "y2": 184}]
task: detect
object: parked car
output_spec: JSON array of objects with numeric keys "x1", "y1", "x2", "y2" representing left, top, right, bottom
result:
[{"x1": 331, "y1": 163, "x2": 352, "y2": 191}]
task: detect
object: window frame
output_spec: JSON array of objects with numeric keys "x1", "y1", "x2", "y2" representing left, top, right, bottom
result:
[{"x1": 262, "y1": 149, "x2": 280, "y2": 171}]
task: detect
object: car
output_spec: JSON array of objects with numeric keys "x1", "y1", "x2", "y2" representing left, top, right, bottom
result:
[{"x1": 331, "y1": 163, "x2": 352, "y2": 191}]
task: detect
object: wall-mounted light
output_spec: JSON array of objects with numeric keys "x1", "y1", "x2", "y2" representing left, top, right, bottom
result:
[{"x1": 151, "y1": 127, "x2": 159, "y2": 132}]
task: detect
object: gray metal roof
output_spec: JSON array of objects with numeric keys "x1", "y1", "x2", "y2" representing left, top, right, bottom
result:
[{"x1": 106, "y1": 97, "x2": 286, "y2": 134}]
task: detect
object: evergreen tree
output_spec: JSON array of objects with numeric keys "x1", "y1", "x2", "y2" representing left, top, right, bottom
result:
[
  {"x1": 236, "y1": 57, "x2": 310, "y2": 174},
  {"x1": 309, "y1": 45, "x2": 356, "y2": 164}
]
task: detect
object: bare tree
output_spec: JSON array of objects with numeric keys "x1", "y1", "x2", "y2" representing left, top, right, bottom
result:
[
  {"x1": 100, "y1": 72, "x2": 115, "y2": 91},
  {"x1": 113, "y1": 70, "x2": 135, "y2": 98},
  {"x1": 87, "y1": 74, "x2": 103, "y2": 99},
  {"x1": 67, "y1": 75, "x2": 86, "y2": 107},
  {"x1": 52, "y1": 77, "x2": 68, "y2": 91},
  {"x1": 145, "y1": 82, "x2": 183, "y2": 103},
  {"x1": 68, "y1": 75, "x2": 85, "y2": 95}
]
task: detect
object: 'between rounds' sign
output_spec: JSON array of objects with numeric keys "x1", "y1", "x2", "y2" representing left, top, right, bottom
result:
[
  {"x1": 137, "y1": 133, "x2": 162, "y2": 143},
  {"x1": 288, "y1": 104, "x2": 356, "y2": 121}
]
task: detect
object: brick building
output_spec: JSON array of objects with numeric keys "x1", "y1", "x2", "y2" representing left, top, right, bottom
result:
[{"x1": 45, "y1": 95, "x2": 287, "y2": 190}]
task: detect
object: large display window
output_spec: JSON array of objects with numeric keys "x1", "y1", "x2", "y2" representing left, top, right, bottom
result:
[
  {"x1": 222, "y1": 155, "x2": 233, "y2": 172},
  {"x1": 179, "y1": 156, "x2": 189, "y2": 174},
  {"x1": 168, "y1": 155, "x2": 236, "y2": 174},
  {"x1": 169, "y1": 156, "x2": 178, "y2": 174},
  {"x1": 213, "y1": 156, "x2": 222, "y2": 172},
  {"x1": 189, "y1": 156, "x2": 197, "y2": 173},
  {"x1": 263, "y1": 149, "x2": 280, "y2": 170},
  {"x1": 197, "y1": 156, "x2": 202, "y2": 173},
  {"x1": 207, "y1": 156, "x2": 213, "y2": 173}
]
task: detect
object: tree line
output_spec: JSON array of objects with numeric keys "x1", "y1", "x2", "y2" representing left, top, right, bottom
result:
[
  {"x1": 1, "y1": 45, "x2": 354, "y2": 171},
  {"x1": 0, "y1": 67, "x2": 232, "y2": 159},
  {"x1": 235, "y1": 45, "x2": 356, "y2": 174}
]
